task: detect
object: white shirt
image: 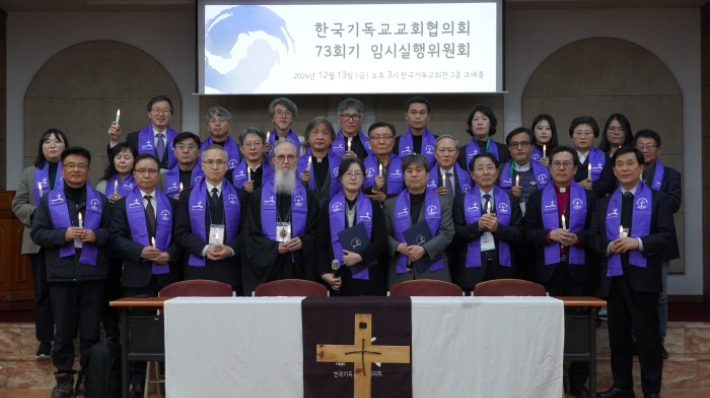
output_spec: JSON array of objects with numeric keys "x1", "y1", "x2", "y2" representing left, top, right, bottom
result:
[
  {"x1": 479, "y1": 187, "x2": 495, "y2": 213},
  {"x1": 153, "y1": 127, "x2": 168, "y2": 149},
  {"x1": 577, "y1": 151, "x2": 589, "y2": 165},
  {"x1": 514, "y1": 161, "x2": 531, "y2": 172},
  {"x1": 205, "y1": 181, "x2": 223, "y2": 198},
  {"x1": 140, "y1": 189, "x2": 157, "y2": 217},
  {"x1": 606, "y1": 184, "x2": 644, "y2": 255}
]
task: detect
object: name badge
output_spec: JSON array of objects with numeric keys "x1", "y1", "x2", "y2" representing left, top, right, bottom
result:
[
  {"x1": 209, "y1": 224, "x2": 225, "y2": 245},
  {"x1": 74, "y1": 238, "x2": 83, "y2": 249},
  {"x1": 519, "y1": 202, "x2": 526, "y2": 217},
  {"x1": 480, "y1": 231, "x2": 496, "y2": 252},
  {"x1": 276, "y1": 222, "x2": 291, "y2": 243}
]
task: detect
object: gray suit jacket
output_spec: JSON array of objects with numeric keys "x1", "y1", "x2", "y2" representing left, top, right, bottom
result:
[
  {"x1": 384, "y1": 193, "x2": 454, "y2": 288},
  {"x1": 11, "y1": 166, "x2": 41, "y2": 254}
]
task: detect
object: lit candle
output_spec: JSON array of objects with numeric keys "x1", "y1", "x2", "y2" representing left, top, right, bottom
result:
[
  {"x1": 307, "y1": 156, "x2": 312, "y2": 171},
  {"x1": 115, "y1": 109, "x2": 120, "y2": 125},
  {"x1": 542, "y1": 144, "x2": 546, "y2": 158},
  {"x1": 114, "y1": 179, "x2": 118, "y2": 195},
  {"x1": 378, "y1": 163, "x2": 383, "y2": 176},
  {"x1": 78, "y1": 213, "x2": 83, "y2": 229},
  {"x1": 266, "y1": 131, "x2": 271, "y2": 144},
  {"x1": 561, "y1": 214, "x2": 566, "y2": 230},
  {"x1": 38, "y1": 183, "x2": 43, "y2": 198},
  {"x1": 151, "y1": 237, "x2": 156, "y2": 248},
  {"x1": 588, "y1": 164, "x2": 592, "y2": 180},
  {"x1": 486, "y1": 200, "x2": 491, "y2": 214},
  {"x1": 347, "y1": 138, "x2": 352, "y2": 152},
  {"x1": 619, "y1": 225, "x2": 624, "y2": 238},
  {"x1": 515, "y1": 174, "x2": 520, "y2": 187},
  {"x1": 442, "y1": 172, "x2": 446, "y2": 186},
  {"x1": 247, "y1": 167, "x2": 251, "y2": 181},
  {"x1": 179, "y1": 182, "x2": 183, "y2": 192}
]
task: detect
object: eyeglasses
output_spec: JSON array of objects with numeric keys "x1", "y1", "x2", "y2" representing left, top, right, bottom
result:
[
  {"x1": 175, "y1": 144, "x2": 198, "y2": 151},
  {"x1": 635, "y1": 144, "x2": 657, "y2": 151},
  {"x1": 135, "y1": 168, "x2": 159, "y2": 175},
  {"x1": 474, "y1": 166, "x2": 496, "y2": 173},
  {"x1": 243, "y1": 141, "x2": 263, "y2": 148},
  {"x1": 573, "y1": 131, "x2": 594, "y2": 137},
  {"x1": 64, "y1": 163, "x2": 88, "y2": 170},
  {"x1": 151, "y1": 108, "x2": 172, "y2": 115},
  {"x1": 275, "y1": 110, "x2": 293, "y2": 117},
  {"x1": 275, "y1": 155, "x2": 297, "y2": 163},
  {"x1": 369, "y1": 135, "x2": 393, "y2": 142},
  {"x1": 43, "y1": 140, "x2": 65, "y2": 147},
  {"x1": 508, "y1": 141, "x2": 531, "y2": 149},
  {"x1": 202, "y1": 159, "x2": 227, "y2": 166},
  {"x1": 551, "y1": 161, "x2": 574, "y2": 169},
  {"x1": 343, "y1": 172, "x2": 364, "y2": 179},
  {"x1": 339, "y1": 113, "x2": 361, "y2": 121}
]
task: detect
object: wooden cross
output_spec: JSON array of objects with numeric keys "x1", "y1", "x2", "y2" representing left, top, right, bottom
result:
[{"x1": 316, "y1": 313, "x2": 411, "y2": 398}]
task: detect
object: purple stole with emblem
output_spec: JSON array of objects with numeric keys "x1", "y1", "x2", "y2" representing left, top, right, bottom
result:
[
  {"x1": 541, "y1": 182, "x2": 586, "y2": 265},
  {"x1": 47, "y1": 184, "x2": 101, "y2": 266},
  {"x1": 393, "y1": 188, "x2": 443, "y2": 274},
  {"x1": 498, "y1": 161, "x2": 550, "y2": 190},
  {"x1": 267, "y1": 128, "x2": 301, "y2": 159},
  {"x1": 463, "y1": 186, "x2": 511, "y2": 268},
  {"x1": 329, "y1": 191, "x2": 372, "y2": 280},
  {"x1": 398, "y1": 127, "x2": 436, "y2": 164},
  {"x1": 426, "y1": 163, "x2": 472, "y2": 194},
  {"x1": 187, "y1": 179, "x2": 241, "y2": 267},
  {"x1": 297, "y1": 149, "x2": 342, "y2": 200},
  {"x1": 137, "y1": 123, "x2": 178, "y2": 169},
  {"x1": 331, "y1": 130, "x2": 373, "y2": 158},
  {"x1": 34, "y1": 162, "x2": 63, "y2": 205},
  {"x1": 605, "y1": 182, "x2": 652, "y2": 276},
  {"x1": 106, "y1": 174, "x2": 137, "y2": 197},
  {"x1": 125, "y1": 188, "x2": 171, "y2": 274},
  {"x1": 260, "y1": 180, "x2": 308, "y2": 240},
  {"x1": 465, "y1": 137, "x2": 500, "y2": 163},
  {"x1": 579, "y1": 147, "x2": 605, "y2": 182},
  {"x1": 164, "y1": 166, "x2": 203, "y2": 198},
  {"x1": 531, "y1": 146, "x2": 543, "y2": 162},
  {"x1": 650, "y1": 159, "x2": 665, "y2": 191},
  {"x1": 363, "y1": 155, "x2": 404, "y2": 195},
  {"x1": 232, "y1": 159, "x2": 273, "y2": 189}
]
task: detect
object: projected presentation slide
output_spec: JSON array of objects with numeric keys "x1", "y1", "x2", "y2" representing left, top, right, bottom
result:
[{"x1": 202, "y1": 2, "x2": 501, "y2": 95}]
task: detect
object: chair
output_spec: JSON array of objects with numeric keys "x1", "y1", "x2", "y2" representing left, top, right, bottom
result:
[
  {"x1": 145, "y1": 280, "x2": 233, "y2": 397},
  {"x1": 253, "y1": 279, "x2": 328, "y2": 297},
  {"x1": 389, "y1": 279, "x2": 464, "y2": 297},
  {"x1": 473, "y1": 279, "x2": 547, "y2": 297}
]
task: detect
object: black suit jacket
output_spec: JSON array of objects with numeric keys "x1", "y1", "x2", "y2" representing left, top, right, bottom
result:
[
  {"x1": 453, "y1": 192, "x2": 524, "y2": 288},
  {"x1": 574, "y1": 154, "x2": 616, "y2": 198},
  {"x1": 589, "y1": 189, "x2": 676, "y2": 297},
  {"x1": 110, "y1": 196, "x2": 182, "y2": 288},
  {"x1": 523, "y1": 188, "x2": 598, "y2": 285},
  {"x1": 107, "y1": 130, "x2": 171, "y2": 169},
  {"x1": 645, "y1": 165, "x2": 682, "y2": 261},
  {"x1": 174, "y1": 185, "x2": 250, "y2": 287}
]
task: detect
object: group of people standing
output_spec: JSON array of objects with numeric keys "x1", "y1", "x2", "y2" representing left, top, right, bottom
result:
[{"x1": 12, "y1": 94, "x2": 679, "y2": 398}]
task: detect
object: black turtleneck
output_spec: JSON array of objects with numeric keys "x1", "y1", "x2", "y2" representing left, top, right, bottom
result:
[
  {"x1": 312, "y1": 154, "x2": 329, "y2": 190},
  {"x1": 48, "y1": 162, "x2": 59, "y2": 189},
  {"x1": 64, "y1": 181, "x2": 86, "y2": 203},
  {"x1": 410, "y1": 192, "x2": 426, "y2": 224}
]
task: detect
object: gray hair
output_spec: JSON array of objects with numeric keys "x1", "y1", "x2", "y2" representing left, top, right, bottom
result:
[
  {"x1": 205, "y1": 106, "x2": 233, "y2": 123},
  {"x1": 272, "y1": 139, "x2": 298, "y2": 156},
  {"x1": 239, "y1": 127, "x2": 266, "y2": 145},
  {"x1": 434, "y1": 135, "x2": 460, "y2": 150},
  {"x1": 268, "y1": 97, "x2": 298, "y2": 118},
  {"x1": 337, "y1": 97, "x2": 364, "y2": 115},
  {"x1": 304, "y1": 117, "x2": 336, "y2": 147},
  {"x1": 202, "y1": 144, "x2": 229, "y2": 161},
  {"x1": 401, "y1": 154, "x2": 431, "y2": 173}
]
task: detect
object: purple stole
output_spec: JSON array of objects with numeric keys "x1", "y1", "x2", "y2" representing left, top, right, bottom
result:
[
  {"x1": 329, "y1": 191, "x2": 373, "y2": 280},
  {"x1": 363, "y1": 155, "x2": 404, "y2": 195},
  {"x1": 137, "y1": 123, "x2": 178, "y2": 169},
  {"x1": 605, "y1": 182, "x2": 652, "y2": 276},
  {"x1": 187, "y1": 179, "x2": 241, "y2": 267},
  {"x1": 498, "y1": 161, "x2": 550, "y2": 190},
  {"x1": 106, "y1": 174, "x2": 137, "y2": 197},
  {"x1": 426, "y1": 163, "x2": 472, "y2": 194},
  {"x1": 202, "y1": 136, "x2": 242, "y2": 169},
  {"x1": 541, "y1": 182, "x2": 586, "y2": 265},
  {"x1": 47, "y1": 184, "x2": 102, "y2": 266},
  {"x1": 260, "y1": 180, "x2": 308, "y2": 240},
  {"x1": 164, "y1": 166, "x2": 203, "y2": 198},
  {"x1": 578, "y1": 147, "x2": 605, "y2": 182},
  {"x1": 297, "y1": 149, "x2": 342, "y2": 200},
  {"x1": 463, "y1": 186, "x2": 511, "y2": 268},
  {"x1": 34, "y1": 162, "x2": 63, "y2": 205},
  {"x1": 267, "y1": 128, "x2": 301, "y2": 159},
  {"x1": 232, "y1": 159, "x2": 273, "y2": 189},
  {"x1": 125, "y1": 188, "x2": 171, "y2": 274},
  {"x1": 531, "y1": 146, "x2": 543, "y2": 162},
  {"x1": 398, "y1": 127, "x2": 436, "y2": 164},
  {"x1": 393, "y1": 188, "x2": 444, "y2": 274},
  {"x1": 331, "y1": 130, "x2": 373, "y2": 158},
  {"x1": 465, "y1": 137, "x2": 500, "y2": 163},
  {"x1": 649, "y1": 159, "x2": 665, "y2": 191}
]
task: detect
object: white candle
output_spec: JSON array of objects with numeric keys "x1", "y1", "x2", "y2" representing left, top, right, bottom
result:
[
  {"x1": 151, "y1": 237, "x2": 156, "y2": 248},
  {"x1": 442, "y1": 172, "x2": 446, "y2": 186},
  {"x1": 542, "y1": 144, "x2": 546, "y2": 158},
  {"x1": 487, "y1": 200, "x2": 491, "y2": 214},
  {"x1": 561, "y1": 214, "x2": 566, "y2": 230},
  {"x1": 619, "y1": 225, "x2": 624, "y2": 238},
  {"x1": 588, "y1": 164, "x2": 592, "y2": 180},
  {"x1": 266, "y1": 131, "x2": 271, "y2": 144},
  {"x1": 347, "y1": 138, "x2": 352, "y2": 152},
  {"x1": 515, "y1": 174, "x2": 520, "y2": 187},
  {"x1": 179, "y1": 182, "x2": 183, "y2": 192},
  {"x1": 38, "y1": 183, "x2": 43, "y2": 198},
  {"x1": 378, "y1": 163, "x2": 383, "y2": 176},
  {"x1": 115, "y1": 109, "x2": 120, "y2": 125},
  {"x1": 307, "y1": 157, "x2": 312, "y2": 171},
  {"x1": 114, "y1": 179, "x2": 118, "y2": 194},
  {"x1": 78, "y1": 213, "x2": 83, "y2": 229},
  {"x1": 247, "y1": 167, "x2": 252, "y2": 181}
]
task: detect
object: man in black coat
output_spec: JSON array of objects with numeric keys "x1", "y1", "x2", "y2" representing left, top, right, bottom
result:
[
  {"x1": 174, "y1": 145, "x2": 249, "y2": 294},
  {"x1": 30, "y1": 147, "x2": 112, "y2": 398},
  {"x1": 523, "y1": 146, "x2": 597, "y2": 398},
  {"x1": 589, "y1": 148, "x2": 676, "y2": 398}
]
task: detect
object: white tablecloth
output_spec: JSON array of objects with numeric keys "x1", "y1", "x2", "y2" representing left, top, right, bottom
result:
[{"x1": 164, "y1": 296, "x2": 564, "y2": 398}]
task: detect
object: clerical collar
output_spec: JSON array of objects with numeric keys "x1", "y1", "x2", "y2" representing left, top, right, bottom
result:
[
  {"x1": 152, "y1": 127, "x2": 167, "y2": 136},
  {"x1": 555, "y1": 184, "x2": 570, "y2": 193},
  {"x1": 206, "y1": 181, "x2": 223, "y2": 196},
  {"x1": 311, "y1": 152, "x2": 327, "y2": 162},
  {"x1": 514, "y1": 162, "x2": 531, "y2": 172},
  {"x1": 621, "y1": 184, "x2": 638, "y2": 195}
]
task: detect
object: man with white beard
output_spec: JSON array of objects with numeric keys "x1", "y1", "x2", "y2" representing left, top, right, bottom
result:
[{"x1": 242, "y1": 140, "x2": 319, "y2": 294}]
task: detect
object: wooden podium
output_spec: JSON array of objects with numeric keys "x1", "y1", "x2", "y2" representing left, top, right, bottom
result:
[{"x1": 0, "y1": 191, "x2": 35, "y2": 310}]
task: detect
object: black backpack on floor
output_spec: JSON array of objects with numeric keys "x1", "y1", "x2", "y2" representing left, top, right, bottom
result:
[{"x1": 77, "y1": 337, "x2": 122, "y2": 398}]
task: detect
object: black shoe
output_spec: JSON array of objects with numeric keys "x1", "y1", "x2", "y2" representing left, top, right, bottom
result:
[
  {"x1": 597, "y1": 387, "x2": 635, "y2": 398},
  {"x1": 569, "y1": 384, "x2": 590, "y2": 398},
  {"x1": 632, "y1": 341, "x2": 638, "y2": 357},
  {"x1": 644, "y1": 394, "x2": 660, "y2": 398},
  {"x1": 51, "y1": 373, "x2": 74, "y2": 398},
  {"x1": 130, "y1": 383, "x2": 144, "y2": 398},
  {"x1": 36, "y1": 342, "x2": 52, "y2": 359},
  {"x1": 661, "y1": 345, "x2": 668, "y2": 360}
]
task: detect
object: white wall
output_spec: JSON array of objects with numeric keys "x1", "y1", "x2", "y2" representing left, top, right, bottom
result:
[
  {"x1": 504, "y1": 8, "x2": 702, "y2": 295},
  {"x1": 6, "y1": 11, "x2": 198, "y2": 189}
]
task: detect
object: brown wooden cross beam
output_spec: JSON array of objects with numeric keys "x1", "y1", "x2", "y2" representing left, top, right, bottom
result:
[{"x1": 316, "y1": 313, "x2": 411, "y2": 398}]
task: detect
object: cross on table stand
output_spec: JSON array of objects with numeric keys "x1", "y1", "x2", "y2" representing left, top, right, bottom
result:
[{"x1": 317, "y1": 314, "x2": 411, "y2": 398}]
